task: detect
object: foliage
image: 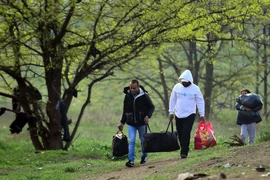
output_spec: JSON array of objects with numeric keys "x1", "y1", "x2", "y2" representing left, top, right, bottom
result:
[
  {"x1": 0, "y1": 0, "x2": 270, "y2": 151},
  {"x1": 257, "y1": 121, "x2": 270, "y2": 142},
  {"x1": 2, "y1": 0, "x2": 193, "y2": 150}
]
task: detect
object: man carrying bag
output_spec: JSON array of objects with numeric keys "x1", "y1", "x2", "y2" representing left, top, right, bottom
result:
[
  {"x1": 169, "y1": 70, "x2": 206, "y2": 159},
  {"x1": 117, "y1": 80, "x2": 155, "y2": 167}
]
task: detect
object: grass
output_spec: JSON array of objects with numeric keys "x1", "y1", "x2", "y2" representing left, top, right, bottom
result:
[
  {"x1": 142, "y1": 146, "x2": 233, "y2": 180},
  {"x1": 0, "y1": 104, "x2": 269, "y2": 180}
]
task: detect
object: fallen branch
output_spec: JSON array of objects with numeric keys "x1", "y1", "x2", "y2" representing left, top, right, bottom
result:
[{"x1": 224, "y1": 134, "x2": 245, "y2": 146}]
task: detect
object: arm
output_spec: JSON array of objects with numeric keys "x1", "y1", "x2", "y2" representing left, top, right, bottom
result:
[
  {"x1": 235, "y1": 103, "x2": 242, "y2": 110},
  {"x1": 235, "y1": 95, "x2": 243, "y2": 110},
  {"x1": 120, "y1": 95, "x2": 127, "y2": 124},
  {"x1": 144, "y1": 94, "x2": 155, "y2": 118},
  {"x1": 118, "y1": 95, "x2": 127, "y2": 130},
  {"x1": 169, "y1": 87, "x2": 177, "y2": 115},
  {"x1": 169, "y1": 87, "x2": 177, "y2": 121},
  {"x1": 195, "y1": 88, "x2": 205, "y2": 118},
  {"x1": 253, "y1": 106, "x2": 262, "y2": 112}
]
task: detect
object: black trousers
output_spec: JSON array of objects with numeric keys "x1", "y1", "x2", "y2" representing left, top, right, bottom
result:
[{"x1": 175, "y1": 114, "x2": 196, "y2": 156}]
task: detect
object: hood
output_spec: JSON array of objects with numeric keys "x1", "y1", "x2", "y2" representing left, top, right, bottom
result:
[
  {"x1": 123, "y1": 85, "x2": 148, "y2": 94},
  {"x1": 178, "y1": 70, "x2": 194, "y2": 83}
]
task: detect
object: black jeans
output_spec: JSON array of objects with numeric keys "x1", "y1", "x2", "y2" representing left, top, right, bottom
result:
[{"x1": 175, "y1": 114, "x2": 196, "y2": 156}]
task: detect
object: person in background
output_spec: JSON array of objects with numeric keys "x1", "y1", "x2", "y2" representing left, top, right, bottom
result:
[
  {"x1": 235, "y1": 88, "x2": 262, "y2": 144},
  {"x1": 118, "y1": 80, "x2": 155, "y2": 167},
  {"x1": 169, "y1": 69, "x2": 205, "y2": 159}
]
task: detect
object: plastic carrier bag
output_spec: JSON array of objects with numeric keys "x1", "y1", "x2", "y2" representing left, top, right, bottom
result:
[
  {"x1": 239, "y1": 93, "x2": 263, "y2": 110},
  {"x1": 194, "y1": 120, "x2": 217, "y2": 150}
]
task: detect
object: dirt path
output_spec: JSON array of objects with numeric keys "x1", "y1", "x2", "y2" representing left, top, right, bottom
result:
[
  {"x1": 89, "y1": 143, "x2": 270, "y2": 180},
  {"x1": 92, "y1": 158, "x2": 181, "y2": 180}
]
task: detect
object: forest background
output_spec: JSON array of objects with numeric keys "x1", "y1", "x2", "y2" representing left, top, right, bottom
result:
[{"x1": 0, "y1": 0, "x2": 270, "y2": 179}]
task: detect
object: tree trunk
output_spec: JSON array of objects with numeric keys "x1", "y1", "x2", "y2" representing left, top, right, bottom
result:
[
  {"x1": 262, "y1": 26, "x2": 269, "y2": 120},
  {"x1": 157, "y1": 57, "x2": 169, "y2": 116},
  {"x1": 204, "y1": 61, "x2": 214, "y2": 120},
  {"x1": 187, "y1": 41, "x2": 194, "y2": 72},
  {"x1": 190, "y1": 42, "x2": 199, "y2": 85},
  {"x1": 204, "y1": 33, "x2": 215, "y2": 120},
  {"x1": 255, "y1": 40, "x2": 260, "y2": 94},
  {"x1": 44, "y1": 51, "x2": 63, "y2": 149},
  {"x1": 18, "y1": 82, "x2": 45, "y2": 150}
]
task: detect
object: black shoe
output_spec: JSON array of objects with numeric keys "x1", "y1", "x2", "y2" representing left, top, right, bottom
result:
[
  {"x1": 140, "y1": 157, "x2": 147, "y2": 164},
  {"x1": 181, "y1": 154, "x2": 187, "y2": 159},
  {"x1": 126, "y1": 160, "x2": 134, "y2": 167}
]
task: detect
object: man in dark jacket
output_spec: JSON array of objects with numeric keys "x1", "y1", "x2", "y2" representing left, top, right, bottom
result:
[{"x1": 118, "y1": 80, "x2": 155, "y2": 167}]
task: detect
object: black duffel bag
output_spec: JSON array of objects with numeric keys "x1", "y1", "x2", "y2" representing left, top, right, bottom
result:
[
  {"x1": 143, "y1": 121, "x2": 180, "y2": 152},
  {"x1": 112, "y1": 131, "x2": 129, "y2": 157}
]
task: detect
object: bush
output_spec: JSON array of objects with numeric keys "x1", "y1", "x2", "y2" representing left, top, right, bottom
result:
[{"x1": 258, "y1": 127, "x2": 270, "y2": 142}]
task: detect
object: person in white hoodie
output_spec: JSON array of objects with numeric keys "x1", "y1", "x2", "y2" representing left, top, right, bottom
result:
[{"x1": 169, "y1": 70, "x2": 205, "y2": 159}]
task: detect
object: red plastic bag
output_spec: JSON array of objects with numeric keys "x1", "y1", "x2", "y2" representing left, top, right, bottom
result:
[{"x1": 194, "y1": 120, "x2": 217, "y2": 150}]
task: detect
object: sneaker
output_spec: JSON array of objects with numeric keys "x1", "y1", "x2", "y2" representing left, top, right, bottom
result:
[
  {"x1": 180, "y1": 154, "x2": 187, "y2": 159},
  {"x1": 126, "y1": 160, "x2": 134, "y2": 167},
  {"x1": 140, "y1": 157, "x2": 147, "y2": 164}
]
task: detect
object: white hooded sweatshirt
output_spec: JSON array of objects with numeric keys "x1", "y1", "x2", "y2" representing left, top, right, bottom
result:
[{"x1": 169, "y1": 70, "x2": 205, "y2": 118}]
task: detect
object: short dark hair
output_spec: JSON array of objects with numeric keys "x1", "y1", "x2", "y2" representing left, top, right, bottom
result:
[
  {"x1": 241, "y1": 88, "x2": 251, "y2": 94},
  {"x1": 130, "y1": 80, "x2": 139, "y2": 85}
]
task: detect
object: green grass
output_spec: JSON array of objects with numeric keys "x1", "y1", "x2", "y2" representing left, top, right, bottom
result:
[
  {"x1": 143, "y1": 146, "x2": 233, "y2": 180},
  {"x1": 0, "y1": 106, "x2": 269, "y2": 180}
]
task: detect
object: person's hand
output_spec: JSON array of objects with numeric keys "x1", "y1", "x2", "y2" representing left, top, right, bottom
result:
[
  {"x1": 243, "y1": 106, "x2": 252, "y2": 111},
  {"x1": 144, "y1": 116, "x2": 149, "y2": 124},
  {"x1": 117, "y1": 123, "x2": 124, "y2": 131},
  {"x1": 200, "y1": 116, "x2": 206, "y2": 121},
  {"x1": 239, "y1": 105, "x2": 244, "y2": 110},
  {"x1": 169, "y1": 114, "x2": 174, "y2": 121}
]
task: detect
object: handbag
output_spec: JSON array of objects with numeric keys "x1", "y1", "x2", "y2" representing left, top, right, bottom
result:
[
  {"x1": 112, "y1": 131, "x2": 129, "y2": 157},
  {"x1": 194, "y1": 120, "x2": 217, "y2": 150},
  {"x1": 143, "y1": 121, "x2": 180, "y2": 152}
]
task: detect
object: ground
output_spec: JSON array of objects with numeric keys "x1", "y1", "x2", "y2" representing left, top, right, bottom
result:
[{"x1": 90, "y1": 142, "x2": 270, "y2": 180}]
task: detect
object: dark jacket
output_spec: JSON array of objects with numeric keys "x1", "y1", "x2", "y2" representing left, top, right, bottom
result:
[
  {"x1": 235, "y1": 103, "x2": 262, "y2": 125},
  {"x1": 120, "y1": 86, "x2": 155, "y2": 126}
]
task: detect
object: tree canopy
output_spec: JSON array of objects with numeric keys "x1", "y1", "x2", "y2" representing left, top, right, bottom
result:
[{"x1": 0, "y1": 0, "x2": 269, "y2": 150}]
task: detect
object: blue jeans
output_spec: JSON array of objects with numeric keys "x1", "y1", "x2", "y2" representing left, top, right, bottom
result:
[{"x1": 127, "y1": 125, "x2": 148, "y2": 162}]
